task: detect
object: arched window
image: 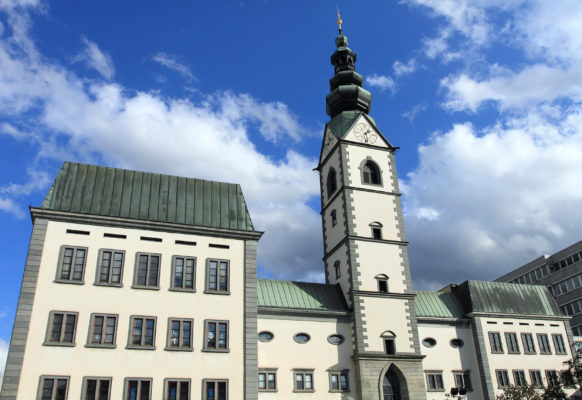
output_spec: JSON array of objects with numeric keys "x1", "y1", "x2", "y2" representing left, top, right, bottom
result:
[
  {"x1": 381, "y1": 331, "x2": 396, "y2": 355},
  {"x1": 331, "y1": 210, "x2": 337, "y2": 227},
  {"x1": 376, "y1": 274, "x2": 389, "y2": 293},
  {"x1": 370, "y1": 222, "x2": 383, "y2": 239},
  {"x1": 383, "y1": 368, "x2": 402, "y2": 400},
  {"x1": 362, "y1": 161, "x2": 381, "y2": 185},
  {"x1": 327, "y1": 168, "x2": 337, "y2": 197},
  {"x1": 334, "y1": 261, "x2": 341, "y2": 279}
]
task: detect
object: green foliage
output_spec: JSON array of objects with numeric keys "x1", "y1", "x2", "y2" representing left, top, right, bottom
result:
[
  {"x1": 496, "y1": 384, "x2": 541, "y2": 400},
  {"x1": 541, "y1": 384, "x2": 568, "y2": 400}
]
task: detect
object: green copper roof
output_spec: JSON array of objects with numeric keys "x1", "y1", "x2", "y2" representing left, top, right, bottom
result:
[
  {"x1": 414, "y1": 291, "x2": 465, "y2": 319},
  {"x1": 458, "y1": 280, "x2": 562, "y2": 317},
  {"x1": 326, "y1": 111, "x2": 377, "y2": 139},
  {"x1": 41, "y1": 162, "x2": 255, "y2": 231},
  {"x1": 257, "y1": 279, "x2": 348, "y2": 312}
]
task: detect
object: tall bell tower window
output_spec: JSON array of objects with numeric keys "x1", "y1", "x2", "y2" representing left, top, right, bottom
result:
[
  {"x1": 362, "y1": 161, "x2": 381, "y2": 185},
  {"x1": 334, "y1": 261, "x2": 341, "y2": 279},
  {"x1": 369, "y1": 222, "x2": 383, "y2": 239},
  {"x1": 376, "y1": 274, "x2": 389, "y2": 293},
  {"x1": 331, "y1": 210, "x2": 337, "y2": 227},
  {"x1": 327, "y1": 168, "x2": 338, "y2": 197},
  {"x1": 381, "y1": 331, "x2": 396, "y2": 355}
]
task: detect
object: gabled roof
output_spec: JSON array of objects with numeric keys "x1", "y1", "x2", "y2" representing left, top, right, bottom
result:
[
  {"x1": 41, "y1": 162, "x2": 255, "y2": 231},
  {"x1": 326, "y1": 110, "x2": 378, "y2": 139},
  {"x1": 257, "y1": 279, "x2": 348, "y2": 312},
  {"x1": 414, "y1": 290, "x2": 465, "y2": 319}
]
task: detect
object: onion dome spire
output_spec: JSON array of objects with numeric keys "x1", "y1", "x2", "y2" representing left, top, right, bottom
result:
[{"x1": 326, "y1": 12, "x2": 372, "y2": 118}]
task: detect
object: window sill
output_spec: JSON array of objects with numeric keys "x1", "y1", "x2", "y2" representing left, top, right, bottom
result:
[
  {"x1": 490, "y1": 351, "x2": 504, "y2": 354},
  {"x1": 203, "y1": 290, "x2": 231, "y2": 295},
  {"x1": 126, "y1": 345, "x2": 156, "y2": 350},
  {"x1": 329, "y1": 390, "x2": 350, "y2": 393},
  {"x1": 427, "y1": 389, "x2": 445, "y2": 392},
  {"x1": 508, "y1": 351, "x2": 521, "y2": 354},
  {"x1": 293, "y1": 390, "x2": 315, "y2": 393},
  {"x1": 93, "y1": 283, "x2": 123, "y2": 288},
  {"x1": 54, "y1": 279, "x2": 84, "y2": 285},
  {"x1": 524, "y1": 352, "x2": 537, "y2": 355},
  {"x1": 85, "y1": 344, "x2": 116, "y2": 349},
  {"x1": 259, "y1": 389, "x2": 278, "y2": 393},
  {"x1": 131, "y1": 285, "x2": 160, "y2": 291},
  {"x1": 202, "y1": 348, "x2": 230, "y2": 353},
  {"x1": 43, "y1": 342, "x2": 76, "y2": 347},
  {"x1": 169, "y1": 288, "x2": 196, "y2": 293},
  {"x1": 540, "y1": 352, "x2": 552, "y2": 355},
  {"x1": 164, "y1": 347, "x2": 194, "y2": 352}
]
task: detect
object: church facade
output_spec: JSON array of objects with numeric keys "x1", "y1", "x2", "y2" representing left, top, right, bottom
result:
[{"x1": 0, "y1": 26, "x2": 576, "y2": 400}]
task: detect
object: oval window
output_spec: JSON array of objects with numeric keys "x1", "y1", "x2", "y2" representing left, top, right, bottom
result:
[
  {"x1": 450, "y1": 338, "x2": 464, "y2": 348},
  {"x1": 258, "y1": 331, "x2": 274, "y2": 342},
  {"x1": 422, "y1": 337, "x2": 437, "y2": 348},
  {"x1": 327, "y1": 334, "x2": 345, "y2": 345},
  {"x1": 294, "y1": 333, "x2": 311, "y2": 343}
]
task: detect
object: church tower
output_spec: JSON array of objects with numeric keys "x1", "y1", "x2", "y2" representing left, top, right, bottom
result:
[{"x1": 316, "y1": 15, "x2": 427, "y2": 400}]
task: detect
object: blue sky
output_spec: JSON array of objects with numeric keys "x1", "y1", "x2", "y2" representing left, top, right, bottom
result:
[{"x1": 1, "y1": 0, "x2": 582, "y2": 373}]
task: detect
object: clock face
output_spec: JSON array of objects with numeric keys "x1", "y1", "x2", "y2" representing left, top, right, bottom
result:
[{"x1": 353, "y1": 123, "x2": 377, "y2": 144}]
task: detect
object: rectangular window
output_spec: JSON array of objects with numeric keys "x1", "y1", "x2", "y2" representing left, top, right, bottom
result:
[
  {"x1": 165, "y1": 379, "x2": 190, "y2": 400},
  {"x1": 38, "y1": 376, "x2": 69, "y2": 400},
  {"x1": 166, "y1": 318, "x2": 193, "y2": 350},
  {"x1": 294, "y1": 370, "x2": 314, "y2": 392},
  {"x1": 96, "y1": 249, "x2": 124, "y2": 286},
  {"x1": 329, "y1": 370, "x2": 349, "y2": 392},
  {"x1": 384, "y1": 338, "x2": 395, "y2": 355},
  {"x1": 133, "y1": 253, "x2": 160, "y2": 289},
  {"x1": 378, "y1": 279, "x2": 388, "y2": 293},
  {"x1": 546, "y1": 370, "x2": 559, "y2": 386},
  {"x1": 258, "y1": 369, "x2": 277, "y2": 392},
  {"x1": 513, "y1": 370, "x2": 527, "y2": 386},
  {"x1": 505, "y1": 332, "x2": 520, "y2": 354},
  {"x1": 45, "y1": 311, "x2": 77, "y2": 346},
  {"x1": 82, "y1": 377, "x2": 111, "y2": 400},
  {"x1": 552, "y1": 334, "x2": 567, "y2": 354},
  {"x1": 521, "y1": 333, "x2": 536, "y2": 354},
  {"x1": 206, "y1": 259, "x2": 229, "y2": 294},
  {"x1": 537, "y1": 333, "x2": 552, "y2": 354},
  {"x1": 453, "y1": 372, "x2": 472, "y2": 390},
  {"x1": 87, "y1": 314, "x2": 117, "y2": 348},
  {"x1": 171, "y1": 256, "x2": 196, "y2": 291},
  {"x1": 530, "y1": 370, "x2": 543, "y2": 387},
  {"x1": 203, "y1": 380, "x2": 228, "y2": 400},
  {"x1": 56, "y1": 246, "x2": 87, "y2": 283},
  {"x1": 124, "y1": 378, "x2": 151, "y2": 400},
  {"x1": 425, "y1": 372, "x2": 444, "y2": 391},
  {"x1": 372, "y1": 227, "x2": 382, "y2": 239},
  {"x1": 204, "y1": 320, "x2": 228, "y2": 351},
  {"x1": 496, "y1": 370, "x2": 510, "y2": 388},
  {"x1": 128, "y1": 316, "x2": 156, "y2": 349},
  {"x1": 488, "y1": 332, "x2": 503, "y2": 353}
]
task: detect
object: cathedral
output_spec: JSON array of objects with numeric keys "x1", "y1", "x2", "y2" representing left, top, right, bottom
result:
[{"x1": 0, "y1": 20, "x2": 575, "y2": 400}]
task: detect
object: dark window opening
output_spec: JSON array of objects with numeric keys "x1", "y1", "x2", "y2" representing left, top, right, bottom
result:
[
  {"x1": 326, "y1": 168, "x2": 337, "y2": 198},
  {"x1": 362, "y1": 161, "x2": 381, "y2": 185}
]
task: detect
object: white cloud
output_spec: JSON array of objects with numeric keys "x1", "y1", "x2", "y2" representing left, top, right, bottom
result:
[
  {"x1": 402, "y1": 103, "x2": 427, "y2": 123},
  {"x1": 152, "y1": 52, "x2": 194, "y2": 81},
  {"x1": 393, "y1": 58, "x2": 417, "y2": 77},
  {"x1": 0, "y1": 338, "x2": 7, "y2": 379},
  {"x1": 366, "y1": 74, "x2": 395, "y2": 93},
  {"x1": 0, "y1": 4, "x2": 323, "y2": 281},
  {"x1": 72, "y1": 37, "x2": 115, "y2": 80},
  {"x1": 0, "y1": 197, "x2": 24, "y2": 218}
]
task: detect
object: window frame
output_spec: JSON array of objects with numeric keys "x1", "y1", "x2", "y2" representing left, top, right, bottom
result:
[
  {"x1": 202, "y1": 379, "x2": 228, "y2": 400},
  {"x1": 546, "y1": 370, "x2": 559, "y2": 386},
  {"x1": 521, "y1": 332, "x2": 536, "y2": 354},
  {"x1": 529, "y1": 370, "x2": 543, "y2": 387},
  {"x1": 552, "y1": 333, "x2": 567, "y2": 354},
  {"x1": 326, "y1": 168, "x2": 338, "y2": 198},
  {"x1": 537, "y1": 333, "x2": 552, "y2": 354},
  {"x1": 334, "y1": 261, "x2": 341, "y2": 279},
  {"x1": 44, "y1": 311, "x2": 78, "y2": 347},
  {"x1": 81, "y1": 377, "x2": 112, "y2": 400},
  {"x1": 86, "y1": 313, "x2": 118, "y2": 348},
  {"x1": 123, "y1": 378, "x2": 152, "y2": 400},
  {"x1": 166, "y1": 318, "x2": 194, "y2": 351},
  {"x1": 95, "y1": 248, "x2": 125, "y2": 287},
  {"x1": 381, "y1": 331, "x2": 396, "y2": 355},
  {"x1": 425, "y1": 371, "x2": 444, "y2": 392},
  {"x1": 513, "y1": 370, "x2": 527, "y2": 387},
  {"x1": 505, "y1": 332, "x2": 520, "y2": 354},
  {"x1": 132, "y1": 252, "x2": 161, "y2": 290},
  {"x1": 258, "y1": 368, "x2": 277, "y2": 392},
  {"x1": 127, "y1": 315, "x2": 157, "y2": 350},
  {"x1": 328, "y1": 370, "x2": 349, "y2": 393},
  {"x1": 376, "y1": 274, "x2": 389, "y2": 293},
  {"x1": 452, "y1": 371, "x2": 472, "y2": 391},
  {"x1": 488, "y1": 331, "x2": 504, "y2": 353},
  {"x1": 164, "y1": 378, "x2": 191, "y2": 400},
  {"x1": 205, "y1": 259, "x2": 230, "y2": 295},
  {"x1": 330, "y1": 209, "x2": 337, "y2": 227},
  {"x1": 203, "y1": 319, "x2": 229, "y2": 352},
  {"x1": 55, "y1": 245, "x2": 88, "y2": 284},
  {"x1": 495, "y1": 370, "x2": 510, "y2": 388},
  {"x1": 170, "y1": 255, "x2": 196, "y2": 292},
  {"x1": 37, "y1": 375, "x2": 70, "y2": 400},
  {"x1": 293, "y1": 369, "x2": 315, "y2": 393},
  {"x1": 360, "y1": 159, "x2": 382, "y2": 186}
]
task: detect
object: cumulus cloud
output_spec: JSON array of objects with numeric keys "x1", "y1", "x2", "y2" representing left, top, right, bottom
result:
[
  {"x1": 72, "y1": 37, "x2": 115, "y2": 80},
  {"x1": 366, "y1": 74, "x2": 395, "y2": 93},
  {"x1": 393, "y1": 58, "x2": 417, "y2": 77},
  {"x1": 152, "y1": 52, "x2": 194, "y2": 81},
  {"x1": 0, "y1": 3, "x2": 322, "y2": 280}
]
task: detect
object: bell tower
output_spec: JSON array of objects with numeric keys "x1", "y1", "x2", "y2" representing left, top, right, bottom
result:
[{"x1": 315, "y1": 13, "x2": 427, "y2": 400}]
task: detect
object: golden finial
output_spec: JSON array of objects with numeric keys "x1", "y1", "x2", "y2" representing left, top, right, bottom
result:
[{"x1": 336, "y1": 7, "x2": 343, "y2": 33}]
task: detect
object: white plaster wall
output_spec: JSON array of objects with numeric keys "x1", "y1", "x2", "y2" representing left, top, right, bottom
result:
[
  {"x1": 18, "y1": 220, "x2": 246, "y2": 399},
  {"x1": 360, "y1": 297, "x2": 414, "y2": 352},
  {"x1": 345, "y1": 144, "x2": 394, "y2": 192},
  {"x1": 478, "y1": 317, "x2": 575, "y2": 398},
  {"x1": 320, "y1": 147, "x2": 342, "y2": 206},
  {"x1": 324, "y1": 193, "x2": 346, "y2": 254},
  {"x1": 350, "y1": 190, "x2": 400, "y2": 240},
  {"x1": 257, "y1": 315, "x2": 355, "y2": 400},
  {"x1": 325, "y1": 243, "x2": 350, "y2": 300},
  {"x1": 353, "y1": 241, "x2": 406, "y2": 293},
  {"x1": 418, "y1": 322, "x2": 482, "y2": 400}
]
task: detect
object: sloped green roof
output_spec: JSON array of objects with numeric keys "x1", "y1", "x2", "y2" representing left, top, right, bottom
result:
[
  {"x1": 326, "y1": 110, "x2": 377, "y2": 139},
  {"x1": 414, "y1": 291, "x2": 465, "y2": 318},
  {"x1": 41, "y1": 162, "x2": 255, "y2": 231},
  {"x1": 459, "y1": 280, "x2": 562, "y2": 317},
  {"x1": 257, "y1": 279, "x2": 348, "y2": 312}
]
